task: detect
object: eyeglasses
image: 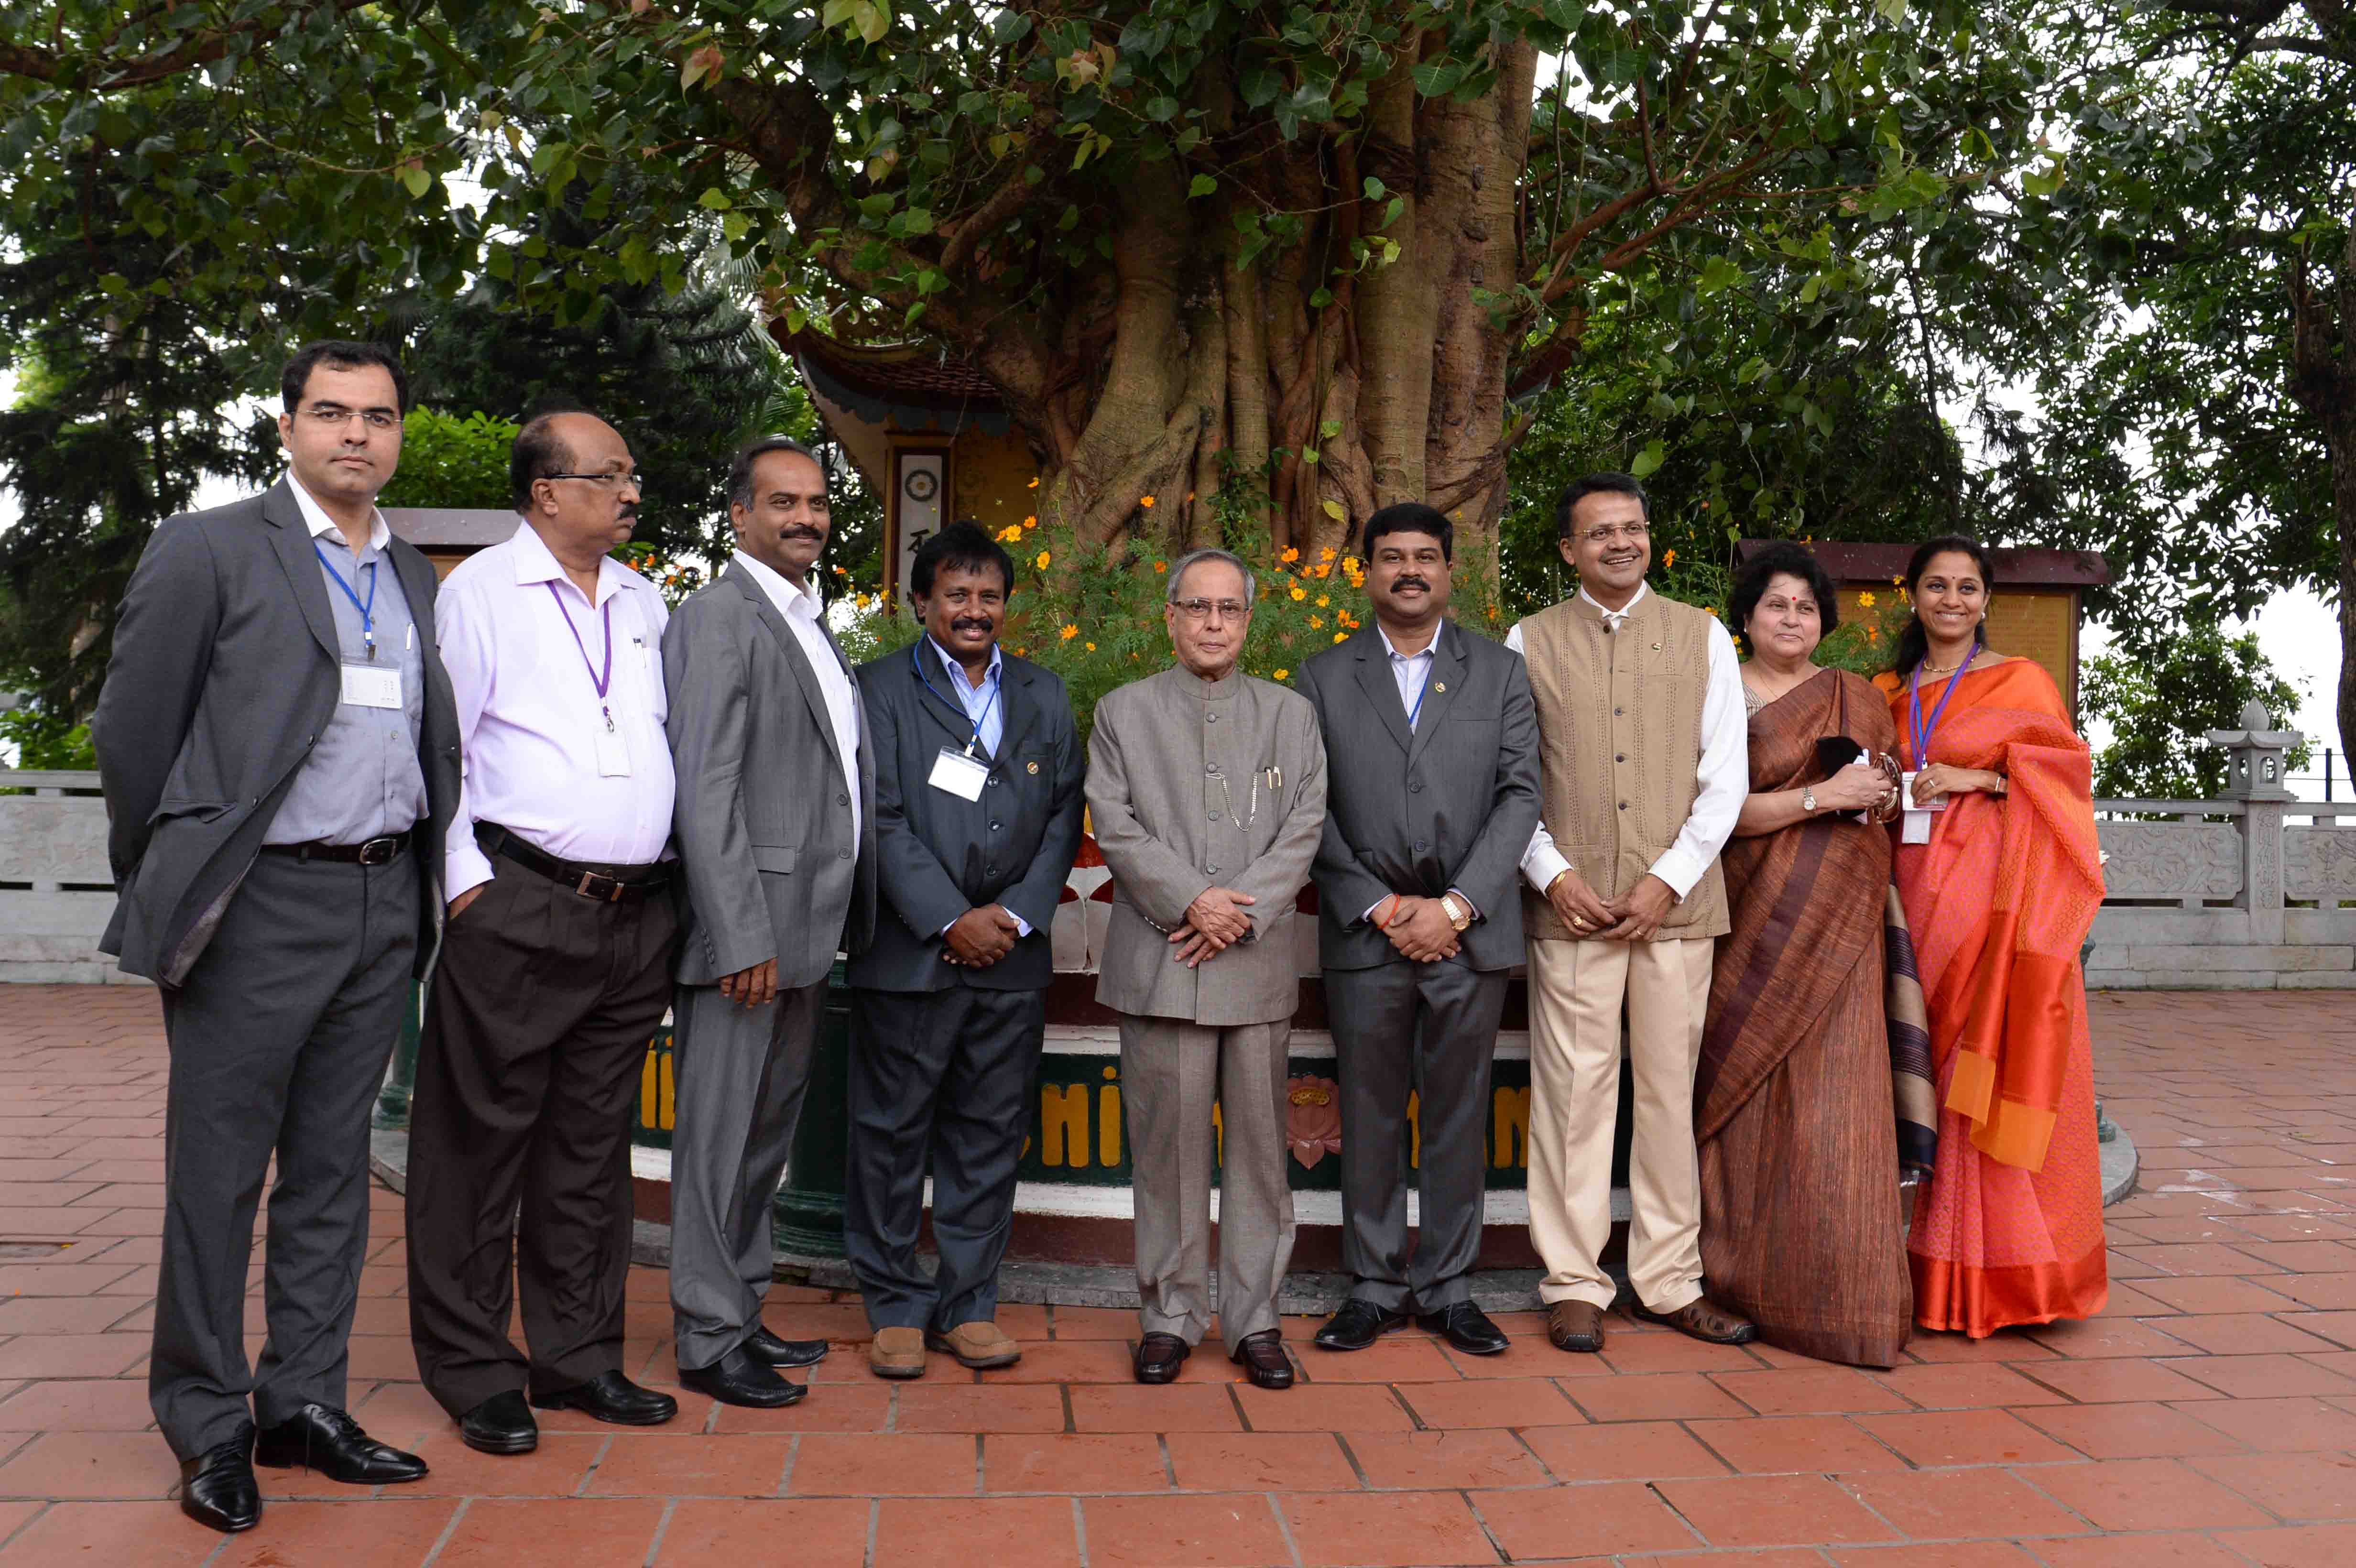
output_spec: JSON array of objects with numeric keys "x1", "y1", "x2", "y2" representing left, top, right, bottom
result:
[
  {"x1": 299, "y1": 405, "x2": 399, "y2": 431},
  {"x1": 543, "y1": 472, "x2": 647, "y2": 495},
  {"x1": 1577, "y1": 522, "x2": 1649, "y2": 544},
  {"x1": 1170, "y1": 598, "x2": 1251, "y2": 621}
]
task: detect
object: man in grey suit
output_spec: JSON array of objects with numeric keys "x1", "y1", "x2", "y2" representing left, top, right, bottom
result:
[
  {"x1": 664, "y1": 436, "x2": 876, "y2": 1407},
  {"x1": 845, "y1": 521, "x2": 1084, "y2": 1379},
  {"x1": 1087, "y1": 548, "x2": 1326, "y2": 1390},
  {"x1": 1297, "y1": 502, "x2": 1541, "y2": 1359},
  {"x1": 95, "y1": 341, "x2": 458, "y2": 1532}
]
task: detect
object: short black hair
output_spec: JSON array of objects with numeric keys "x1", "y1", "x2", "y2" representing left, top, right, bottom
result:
[
  {"x1": 911, "y1": 519, "x2": 1014, "y2": 599},
  {"x1": 1729, "y1": 542, "x2": 1841, "y2": 653},
  {"x1": 728, "y1": 436, "x2": 823, "y2": 512},
  {"x1": 1360, "y1": 501, "x2": 1453, "y2": 563},
  {"x1": 1556, "y1": 472, "x2": 1649, "y2": 538},
  {"x1": 509, "y1": 410, "x2": 581, "y2": 513},
  {"x1": 281, "y1": 340, "x2": 408, "y2": 416}
]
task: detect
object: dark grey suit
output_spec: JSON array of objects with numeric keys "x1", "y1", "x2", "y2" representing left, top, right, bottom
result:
[
  {"x1": 94, "y1": 479, "x2": 459, "y2": 1459},
  {"x1": 664, "y1": 564, "x2": 876, "y2": 1371},
  {"x1": 1297, "y1": 621, "x2": 1539, "y2": 1311},
  {"x1": 841, "y1": 641, "x2": 1084, "y2": 1329}
]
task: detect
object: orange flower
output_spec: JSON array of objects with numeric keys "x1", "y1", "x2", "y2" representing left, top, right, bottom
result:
[
  {"x1": 1272, "y1": 668, "x2": 1288, "y2": 680},
  {"x1": 1662, "y1": 549, "x2": 1677, "y2": 570},
  {"x1": 1315, "y1": 595, "x2": 1328, "y2": 608},
  {"x1": 1138, "y1": 495, "x2": 1156, "y2": 509},
  {"x1": 1309, "y1": 616, "x2": 1323, "y2": 629},
  {"x1": 1153, "y1": 560, "x2": 1167, "y2": 573},
  {"x1": 1289, "y1": 586, "x2": 1306, "y2": 601},
  {"x1": 1280, "y1": 547, "x2": 1300, "y2": 563},
  {"x1": 1858, "y1": 590, "x2": 1877, "y2": 609},
  {"x1": 1085, "y1": 641, "x2": 1096, "y2": 651},
  {"x1": 1320, "y1": 546, "x2": 1337, "y2": 560},
  {"x1": 997, "y1": 525, "x2": 1023, "y2": 542},
  {"x1": 1333, "y1": 632, "x2": 1347, "y2": 643},
  {"x1": 1059, "y1": 623, "x2": 1079, "y2": 640},
  {"x1": 1027, "y1": 476, "x2": 1039, "y2": 488},
  {"x1": 1035, "y1": 551, "x2": 1051, "y2": 569}
]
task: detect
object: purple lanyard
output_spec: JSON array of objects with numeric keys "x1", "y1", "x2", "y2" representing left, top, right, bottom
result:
[
  {"x1": 545, "y1": 581, "x2": 616, "y2": 732},
  {"x1": 1907, "y1": 641, "x2": 1976, "y2": 768}
]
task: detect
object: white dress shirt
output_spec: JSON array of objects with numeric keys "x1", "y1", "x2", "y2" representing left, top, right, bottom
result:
[
  {"x1": 920, "y1": 637, "x2": 1029, "y2": 937},
  {"x1": 437, "y1": 521, "x2": 675, "y2": 899},
  {"x1": 1378, "y1": 623, "x2": 1438, "y2": 730},
  {"x1": 732, "y1": 550, "x2": 862, "y2": 854},
  {"x1": 1506, "y1": 582, "x2": 1746, "y2": 900}
]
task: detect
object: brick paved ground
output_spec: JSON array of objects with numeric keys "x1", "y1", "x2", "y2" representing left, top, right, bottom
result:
[{"x1": 0, "y1": 984, "x2": 2352, "y2": 1565}]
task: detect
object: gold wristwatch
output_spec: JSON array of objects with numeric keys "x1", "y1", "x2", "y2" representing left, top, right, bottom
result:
[{"x1": 1439, "y1": 892, "x2": 1473, "y2": 933}]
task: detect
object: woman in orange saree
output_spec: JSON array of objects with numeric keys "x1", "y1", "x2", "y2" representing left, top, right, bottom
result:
[{"x1": 1875, "y1": 536, "x2": 2108, "y2": 1337}]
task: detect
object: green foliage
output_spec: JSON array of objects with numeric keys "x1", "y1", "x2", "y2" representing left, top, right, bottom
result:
[
  {"x1": 2083, "y1": 624, "x2": 2310, "y2": 801},
  {"x1": 376, "y1": 410, "x2": 517, "y2": 511},
  {"x1": 0, "y1": 698, "x2": 97, "y2": 772}
]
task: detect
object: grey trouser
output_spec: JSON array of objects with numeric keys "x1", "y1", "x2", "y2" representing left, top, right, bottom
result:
[
  {"x1": 669, "y1": 979, "x2": 825, "y2": 1372},
  {"x1": 152, "y1": 851, "x2": 417, "y2": 1459},
  {"x1": 1119, "y1": 1013, "x2": 1295, "y2": 1353}
]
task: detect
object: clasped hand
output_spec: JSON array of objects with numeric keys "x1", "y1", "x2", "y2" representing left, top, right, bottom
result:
[
  {"x1": 944, "y1": 904, "x2": 1022, "y2": 968},
  {"x1": 1816, "y1": 760, "x2": 1895, "y2": 814},
  {"x1": 1168, "y1": 886, "x2": 1255, "y2": 969},
  {"x1": 1380, "y1": 895, "x2": 1460, "y2": 963},
  {"x1": 1548, "y1": 866, "x2": 1677, "y2": 942}
]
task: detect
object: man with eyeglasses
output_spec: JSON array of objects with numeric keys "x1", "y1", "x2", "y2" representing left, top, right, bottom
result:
[
  {"x1": 1086, "y1": 548, "x2": 1327, "y2": 1390},
  {"x1": 95, "y1": 340, "x2": 458, "y2": 1531},
  {"x1": 1505, "y1": 472, "x2": 1752, "y2": 1356},
  {"x1": 405, "y1": 408, "x2": 686, "y2": 1455}
]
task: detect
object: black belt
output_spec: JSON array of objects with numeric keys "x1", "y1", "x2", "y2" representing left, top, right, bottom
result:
[
  {"x1": 261, "y1": 832, "x2": 411, "y2": 866},
  {"x1": 477, "y1": 824, "x2": 674, "y2": 904}
]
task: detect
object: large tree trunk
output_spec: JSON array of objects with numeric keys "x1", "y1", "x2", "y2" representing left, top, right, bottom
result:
[{"x1": 2289, "y1": 233, "x2": 2356, "y2": 761}]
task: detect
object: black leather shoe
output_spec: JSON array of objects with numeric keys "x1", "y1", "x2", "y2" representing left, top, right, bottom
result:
[
  {"x1": 255, "y1": 1404, "x2": 427, "y2": 1483},
  {"x1": 1133, "y1": 1332, "x2": 1191, "y2": 1384},
  {"x1": 459, "y1": 1390, "x2": 538, "y2": 1455},
  {"x1": 1229, "y1": 1329, "x2": 1294, "y2": 1390},
  {"x1": 178, "y1": 1423, "x2": 260, "y2": 1533},
  {"x1": 1418, "y1": 1302, "x2": 1510, "y2": 1357},
  {"x1": 532, "y1": 1369, "x2": 682, "y2": 1426},
  {"x1": 747, "y1": 1326, "x2": 830, "y2": 1369},
  {"x1": 1314, "y1": 1299, "x2": 1412, "y2": 1352},
  {"x1": 675, "y1": 1346, "x2": 805, "y2": 1409}
]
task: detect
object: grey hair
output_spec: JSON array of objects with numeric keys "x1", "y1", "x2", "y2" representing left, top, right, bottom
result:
[
  {"x1": 1166, "y1": 547, "x2": 1257, "y2": 608},
  {"x1": 727, "y1": 436, "x2": 822, "y2": 512}
]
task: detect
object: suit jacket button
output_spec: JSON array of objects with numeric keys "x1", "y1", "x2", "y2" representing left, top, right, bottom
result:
[
  {"x1": 987, "y1": 776, "x2": 1000, "y2": 787},
  {"x1": 839, "y1": 848, "x2": 851, "y2": 858},
  {"x1": 1413, "y1": 839, "x2": 1429, "y2": 852},
  {"x1": 989, "y1": 821, "x2": 1002, "y2": 832},
  {"x1": 1618, "y1": 801, "x2": 1628, "y2": 811},
  {"x1": 1409, "y1": 781, "x2": 1423, "y2": 793},
  {"x1": 838, "y1": 793, "x2": 849, "y2": 805},
  {"x1": 985, "y1": 865, "x2": 998, "y2": 877}
]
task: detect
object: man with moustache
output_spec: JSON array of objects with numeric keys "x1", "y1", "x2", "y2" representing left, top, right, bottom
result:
[
  {"x1": 1087, "y1": 548, "x2": 1327, "y2": 1389},
  {"x1": 406, "y1": 409, "x2": 686, "y2": 1452},
  {"x1": 97, "y1": 341, "x2": 455, "y2": 1531},
  {"x1": 1298, "y1": 503, "x2": 1540, "y2": 1358},
  {"x1": 663, "y1": 436, "x2": 875, "y2": 1406},
  {"x1": 1507, "y1": 473, "x2": 1753, "y2": 1354},
  {"x1": 843, "y1": 521, "x2": 1084, "y2": 1379}
]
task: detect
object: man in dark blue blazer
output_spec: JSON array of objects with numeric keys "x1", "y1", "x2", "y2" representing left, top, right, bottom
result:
[{"x1": 845, "y1": 522, "x2": 1084, "y2": 1378}]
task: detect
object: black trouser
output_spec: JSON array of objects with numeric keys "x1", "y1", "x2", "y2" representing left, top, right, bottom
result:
[
  {"x1": 843, "y1": 985, "x2": 1046, "y2": 1332},
  {"x1": 1324, "y1": 958, "x2": 1507, "y2": 1312},
  {"x1": 152, "y1": 852, "x2": 418, "y2": 1459},
  {"x1": 404, "y1": 864, "x2": 678, "y2": 1417}
]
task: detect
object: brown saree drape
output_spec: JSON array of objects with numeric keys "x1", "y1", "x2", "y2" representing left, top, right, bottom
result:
[{"x1": 1696, "y1": 668, "x2": 1912, "y2": 1368}]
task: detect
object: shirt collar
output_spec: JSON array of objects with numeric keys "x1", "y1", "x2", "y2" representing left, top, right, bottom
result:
[
  {"x1": 1375, "y1": 622, "x2": 1442, "y2": 663},
  {"x1": 511, "y1": 518, "x2": 633, "y2": 606},
  {"x1": 1580, "y1": 580, "x2": 1649, "y2": 624},
  {"x1": 285, "y1": 473, "x2": 390, "y2": 554},
  {"x1": 732, "y1": 549, "x2": 819, "y2": 621},
  {"x1": 927, "y1": 636, "x2": 1003, "y2": 692}
]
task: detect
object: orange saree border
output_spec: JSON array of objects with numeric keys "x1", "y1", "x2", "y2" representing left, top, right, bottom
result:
[{"x1": 1911, "y1": 1231, "x2": 2110, "y2": 1335}]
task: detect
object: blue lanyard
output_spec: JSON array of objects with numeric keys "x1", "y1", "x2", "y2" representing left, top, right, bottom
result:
[
  {"x1": 314, "y1": 542, "x2": 380, "y2": 660},
  {"x1": 1908, "y1": 641, "x2": 1977, "y2": 767},
  {"x1": 914, "y1": 642, "x2": 1001, "y2": 756},
  {"x1": 1399, "y1": 653, "x2": 1431, "y2": 732}
]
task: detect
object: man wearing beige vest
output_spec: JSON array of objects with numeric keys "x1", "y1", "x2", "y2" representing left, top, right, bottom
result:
[{"x1": 1506, "y1": 473, "x2": 1753, "y2": 1354}]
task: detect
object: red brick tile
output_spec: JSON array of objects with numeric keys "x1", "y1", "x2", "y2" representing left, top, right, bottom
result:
[
  {"x1": 2161, "y1": 1353, "x2": 2356, "y2": 1400},
  {"x1": 2027, "y1": 1457, "x2": 2277, "y2": 1531},
  {"x1": 1280, "y1": 1490, "x2": 1498, "y2": 1566},
  {"x1": 1712, "y1": 1366, "x2": 1913, "y2": 1416},
  {"x1": 2026, "y1": 1533, "x2": 2260, "y2": 1568},
  {"x1": 0, "y1": 1379, "x2": 154, "y2": 1432},
  {"x1": 1067, "y1": 1384, "x2": 1242, "y2": 1434},
  {"x1": 1654, "y1": 1473, "x2": 1901, "y2": 1547},
  {"x1": 0, "y1": 1431, "x2": 176, "y2": 1499},
  {"x1": 708, "y1": 1382, "x2": 892, "y2": 1433},
  {"x1": 0, "y1": 1338, "x2": 145, "y2": 1380},
  {"x1": 2148, "y1": 1313, "x2": 2344, "y2": 1356},
  {"x1": 2016, "y1": 1399, "x2": 2250, "y2": 1459},
  {"x1": 1837, "y1": 1466, "x2": 2090, "y2": 1538},
  {"x1": 2293, "y1": 1313, "x2": 2356, "y2": 1349},
  {"x1": 1472, "y1": 1481, "x2": 1700, "y2": 1559},
  {"x1": 1294, "y1": 1337, "x2": 1458, "y2": 1383},
  {"x1": 1618, "y1": 1554, "x2": 1828, "y2": 1568},
  {"x1": 1901, "y1": 1329, "x2": 2061, "y2": 1363},
  {"x1": 1516, "y1": 1418, "x2": 1731, "y2": 1482},
  {"x1": 2231, "y1": 1241, "x2": 2356, "y2": 1273},
  {"x1": 213, "y1": 1500, "x2": 462, "y2": 1567},
  {"x1": 2020, "y1": 1318, "x2": 2203, "y2": 1359},
  {"x1": 0, "y1": 1299, "x2": 138, "y2": 1336},
  {"x1": 2132, "y1": 1274, "x2": 2305, "y2": 1314},
  {"x1": 991, "y1": 1304, "x2": 1053, "y2": 1341},
  {"x1": 404, "y1": 1433, "x2": 605, "y2": 1497},
  {"x1": 1852, "y1": 1408, "x2": 2080, "y2": 1468},
  {"x1": 1564, "y1": 1372, "x2": 1753, "y2": 1423},
  {"x1": 2113, "y1": 1243, "x2": 2285, "y2": 1277},
  {"x1": 893, "y1": 1381, "x2": 1066, "y2": 1434},
  {"x1": 0, "y1": 1500, "x2": 219, "y2": 1565},
  {"x1": 584, "y1": 1433, "x2": 791, "y2": 1496},
  {"x1": 2019, "y1": 1357, "x2": 2225, "y2": 1404},
  {"x1": 983, "y1": 1433, "x2": 1166, "y2": 1493},
  {"x1": 1824, "y1": 1546, "x2": 2044, "y2": 1567},
  {"x1": 1594, "y1": 1330, "x2": 1765, "y2": 1374},
  {"x1": 1870, "y1": 1361, "x2": 2069, "y2": 1410},
  {"x1": 1343, "y1": 1429, "x2": 1547, "y2": 1491},
  {"x1": 1048, "y1": 1306, "x2": 1141, "y2": 1340},
  {"x1": 873, "y1": 1496, "x2": 1080, "y2": 1567},
  {"x1": 973, "y1": 1338, "x2": 1147, "y2": 1385},
  {"x1": 1686, "y1": 1415, "x2": 1907, "y2": 1474},
  {"x1": 430, "y1": 1497, "x2": 666, "y2": 1566},
  {"x1": 1165, "y1": 1431, "x2": 1357, "y2": 1492},
  {"x1": 1232, "y1": 1383, "x2": 1412, "y2": 1432},
  {"x1": 788, "y1": 1432, "x2": 976, "y2": 1496},
  {"x1": 2188, "y1": 1451, "x2": 2356, "y2": 1519},
  {"x1": 2209, "y1": 1523, "x2": 2356, "y2": 1567},
  {"x1": 2179, "y1": 1393, "x2": 2356, "y2": 1453},
  {"x1": 651, "y1": 1499, "x2": 871, "y2": 1566},
  {"x1": 1394, "y1": 1377, "x2": 1580, "y2": 1429},
  {"x1": 1080, "y1": 1493, "x2": 1293, "y2": 1567}
]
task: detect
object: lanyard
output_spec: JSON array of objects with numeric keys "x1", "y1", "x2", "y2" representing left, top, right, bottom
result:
[
  {"x1": 915, "y1": 643, "x2": 1001, "y2": 756},
  {"x1": 1397, "y1": 652, "x2": 1432, "y2": 732},
  {"x1": 1908, "y1": 641, "x2": 1977, "y2": 767},
  {"x1": 314, "y1": 543, "x2": 380, "y2": 661},
  {"x1": 545, "y1": 581, "x2": 618, "y2": 732}
]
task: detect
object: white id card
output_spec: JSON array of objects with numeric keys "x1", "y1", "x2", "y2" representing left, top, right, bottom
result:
[
  {"x1": 928, "y1": 746, "x2": 989, "y2": 801},
  {"x1": 339, "y1": 662, "x2": 402, "y2": 710},
  {"x1": 593, "y1": 722, "x2": 632, "y2": 778},
  {"x1": 1898, "y1": 770, "x2": 1948, "y2": 845}
]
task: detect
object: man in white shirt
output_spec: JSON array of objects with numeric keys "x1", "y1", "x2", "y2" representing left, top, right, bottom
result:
[
  {"x1": 662, "y1": 437, "x2": 875, "y2": 1406},
  {"x1": 405, "y1": 410, "x2": 685, "y2": 1454},
  {"x1": 1505, "y1": 473, "x2": 1754, "y2": 1355}
]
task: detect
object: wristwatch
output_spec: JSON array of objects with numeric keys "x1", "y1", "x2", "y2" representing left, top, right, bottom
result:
[
  {"x1": 1439, "y1": 892, "x2": 1473, "y2": 933},
  {"x1": 1801, "y1": 787, "x2": 1820, "y2": 813}
]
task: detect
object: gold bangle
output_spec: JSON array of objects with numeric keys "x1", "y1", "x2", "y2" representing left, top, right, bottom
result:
[{"x1": 1545, "y1": 869, "x2": 1571, "y2": 896}]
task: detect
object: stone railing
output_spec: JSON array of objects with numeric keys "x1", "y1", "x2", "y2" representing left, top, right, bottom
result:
[{"x1": 0, "y1": 771, "x2": 124, "y2": 984}]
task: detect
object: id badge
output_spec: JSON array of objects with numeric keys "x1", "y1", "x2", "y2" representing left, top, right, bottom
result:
[
  {"x1": 1899, "y1": 770, "x2": 1946, "y2": 844},
  {"x1": 592, "y1": 722, "x2": 632, "y2": 778},
  {"x1": 340, "y1": 662, "x2": 402, "y2": 710},
  {"x1": 928, "y1": 746, "x2": 989, "y2": 802}
]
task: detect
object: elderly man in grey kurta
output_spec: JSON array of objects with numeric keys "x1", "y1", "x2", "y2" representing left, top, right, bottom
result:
[{"x1": 1087, "y1": 547, "x2": 1327, "y2": 1390}]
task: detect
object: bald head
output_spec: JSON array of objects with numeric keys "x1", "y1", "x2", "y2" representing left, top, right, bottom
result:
[{"x1": 511, "y1": 408, "x2": 642, "y2": 567}]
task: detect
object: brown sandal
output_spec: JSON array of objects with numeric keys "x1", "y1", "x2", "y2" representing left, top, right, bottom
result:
[
  {"x1": 1635, "y1": 1297, "x2": 1758, "y2": 1345},
  {"x1": 1546, "y1": 1300, "x2": 1606, "y2": 1353}
]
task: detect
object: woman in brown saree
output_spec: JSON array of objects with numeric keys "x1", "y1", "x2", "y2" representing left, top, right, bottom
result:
[{"x1": 1695, "y1": 544, "x2": 1923, "y2": 1368}]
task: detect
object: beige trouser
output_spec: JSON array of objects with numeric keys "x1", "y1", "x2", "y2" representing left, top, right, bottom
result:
[{"x1": 1525, "y1": 936, "x2": 1714, "y2": 1312}]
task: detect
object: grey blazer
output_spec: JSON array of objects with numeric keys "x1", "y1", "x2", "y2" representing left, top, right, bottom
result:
[
  {"x1": 93, "y1": 480, "x2": 462, "y2": 986},
  {"x1": 844, "y1": 640, "x2": 1084, "y2": 994},
  {"x1": 1298, "y1": 621, "x2": 1542, "y2": 972},
  {"x1": 663, "y1": 564, "x2": 877, "y2": 991}
]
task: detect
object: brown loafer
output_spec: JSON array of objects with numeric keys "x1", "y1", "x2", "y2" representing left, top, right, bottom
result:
[
  {"x1": 1547, "y1": 1300, "x2": 1606, "y2": 1353},
  {"x1": 1229, "y1": 1329, "x2": 1293, "y2": 1390},
  {"x1": 1635, "y1": 1296, "x2": 1758, "y2": 1345},
  {"x1": 926, "y1": 1320, "x2": 1022, "y2": 1370},
  {"x1": 868, "y1": 1326, "x2": 927, "y2": 1379},
  {"x1": 1134, "y1": 1332, "x2": 1191, "y2": 1384}
]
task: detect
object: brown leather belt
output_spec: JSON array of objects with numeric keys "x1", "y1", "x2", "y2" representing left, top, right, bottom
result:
[
  {"x1": 261, "y1": 832, "x2": 411, "y2": 866},
  {"x1": 476, "y1": 823, "x2": 674, "y2": 904}
]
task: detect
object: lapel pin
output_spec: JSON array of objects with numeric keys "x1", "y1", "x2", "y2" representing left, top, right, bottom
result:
[
  {"x1": 1434, "y1": 682, "x2": 1446, "y2": 694},
  {"x1": 1026, "y1": 760, "x2": 1039, "y2": 774},
  {"x1": 1651, "y1": 642, "x2": 1662, "y2": 651}
]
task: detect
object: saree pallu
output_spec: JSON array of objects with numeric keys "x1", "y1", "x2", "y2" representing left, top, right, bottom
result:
[
  {"x1": 1696, "y1": 669, "x2": 1912, "y2": 1368},
  {"x1": 1876, "y1": 659, "x2": 2109, "y2": 1337}
]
